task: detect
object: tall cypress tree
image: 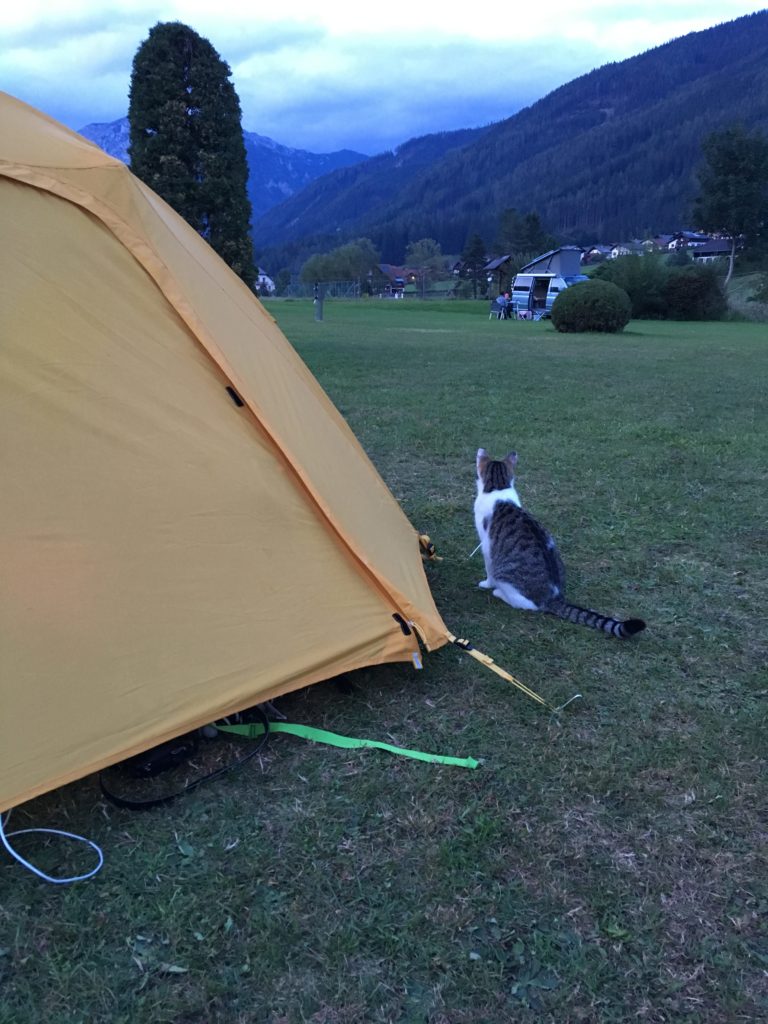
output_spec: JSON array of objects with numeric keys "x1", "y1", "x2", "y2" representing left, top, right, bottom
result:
[{"x1": 128, "y1": 22, "x2": 256, "y2": 285}]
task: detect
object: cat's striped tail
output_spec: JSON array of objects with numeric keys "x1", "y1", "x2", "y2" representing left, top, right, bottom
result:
[{"x1": 548, "y1": 598, "x2": 646, "y2": 638}]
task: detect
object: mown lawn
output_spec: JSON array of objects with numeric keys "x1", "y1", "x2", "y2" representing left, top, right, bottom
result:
[{"x1": 1, "y1": 301, "x2": 766, "y2": 1024}]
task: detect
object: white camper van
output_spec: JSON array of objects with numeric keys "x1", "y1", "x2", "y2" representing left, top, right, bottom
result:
[{"x1": 510, "y1": 247, "x2": 587, "y2": 318}]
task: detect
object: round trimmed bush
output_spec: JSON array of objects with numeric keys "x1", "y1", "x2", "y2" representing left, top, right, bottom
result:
[{"x1": 551, "y1": 279, "x2": 632, "y2": 333}]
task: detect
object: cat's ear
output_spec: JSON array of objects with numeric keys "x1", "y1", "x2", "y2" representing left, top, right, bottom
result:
[
  {"x1": 476, "y1": 448, "x2": 489, "y2": 474},
  {"x1": 504, "y1": 452, "x2": 518, "y2": 472}
]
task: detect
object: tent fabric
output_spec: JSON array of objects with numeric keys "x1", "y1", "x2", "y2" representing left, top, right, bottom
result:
[{"x1": 0, "y1": 92, "x2": 449, "y2": 813}]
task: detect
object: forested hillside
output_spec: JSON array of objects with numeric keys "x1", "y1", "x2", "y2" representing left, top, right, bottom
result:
[
  {"x1": 252, "y1": 126, "x2": 489, "y2": 268},
  {"x1": 254, "y1": 10, "x2": 768, "y2": 267}
]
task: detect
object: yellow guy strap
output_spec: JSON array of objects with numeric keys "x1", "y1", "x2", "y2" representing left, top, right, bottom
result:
[
  {"x1": 412, "y1": 533, "x2": 579, "y2": 713},
  {"x1": 445, "y1": 632, "x2": 582, "y2": 714},
  {"x1": 419, "y1": 534, "x2": 443, "y2": 561}
]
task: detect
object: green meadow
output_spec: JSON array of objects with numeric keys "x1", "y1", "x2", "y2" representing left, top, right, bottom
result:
[{"x1": 1, "y1": 301, "x2": 766, "y2": 1023}]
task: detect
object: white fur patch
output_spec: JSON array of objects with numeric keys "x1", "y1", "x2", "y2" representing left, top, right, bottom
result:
[
  {"x1": 492, "y1": 582, "x2": 539, "y2": 611},
  {"x1": 474, "y1": 487, "x2": 523, "y2": 593},
  {"x1": 474, "y1": 483, "x2": 521, "y2": 514},
  {"x1": 474, "y1": 488, "x2": 521, "y2": 544}
]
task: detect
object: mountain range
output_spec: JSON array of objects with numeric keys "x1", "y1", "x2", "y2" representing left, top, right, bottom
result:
[
  {"x1": 79, "y1": 9, "x2": 768, "y2": 272},
  {"x1": 77, "y1": 118, "x2": 368, "y2": 222},
  {"x1": 252, "y1": 9, "x2": 768, "y2": 268}
]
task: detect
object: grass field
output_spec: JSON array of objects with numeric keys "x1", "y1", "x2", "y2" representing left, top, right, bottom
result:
[{"x1": 2, "y1": 301, "x2": 766, "y2": 1024}]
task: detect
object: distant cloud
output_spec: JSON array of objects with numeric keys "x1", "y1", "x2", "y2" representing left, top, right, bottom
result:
[
  {"x1": 1, "y1": 0, "x2": 765, "y2": 153},
  {"x1": 232, "y1": 34, "x2": 621, "y2": 153}
]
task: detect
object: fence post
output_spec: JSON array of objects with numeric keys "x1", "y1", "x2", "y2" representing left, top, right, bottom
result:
[{"x1": 313, "y1": 282, "x2": 324, "y2": 321}]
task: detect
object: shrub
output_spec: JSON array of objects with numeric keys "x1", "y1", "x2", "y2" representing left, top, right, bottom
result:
[
  {"x1": 591, "y1": 254, "x2": 728, "y2": 320},
  {"x1": 751, "y1": 273, "x2": 768, "y2": 302},
  {"x1": 666, "y1": 249, "x2": 693, "y2": 267},
  {"x1": 662, "y1": 264, "x2": 727, "y2": 320},
  {"x1": 592, "y1": 253, "x2": 668, "y2": 318},
  {"x1": 551, "y1": 279, "x2": 632, "y2": 333}
]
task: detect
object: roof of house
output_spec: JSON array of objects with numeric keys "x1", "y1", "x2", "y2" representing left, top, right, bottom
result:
[
  {"x1": 484, "y1": 255, "x2": 513, "y2": 271},
  {"x1": 378, "y1": 263, "x2": 409, "y2": 281},
  {"x1": 676, "y1": 230, "x2": 711, "y2": 242},
  {"x1": 691, "y1": 239, "x2": 732, "y2": 254}
]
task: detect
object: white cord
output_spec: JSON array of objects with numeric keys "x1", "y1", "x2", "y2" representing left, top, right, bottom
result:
[{"x1": 0, "y1": 809, "x2": 104, "y2": 884}]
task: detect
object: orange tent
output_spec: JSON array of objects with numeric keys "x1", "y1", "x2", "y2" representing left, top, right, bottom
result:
[{"x1": 0, "y1": 92, "x2": 451, "y2": 813}]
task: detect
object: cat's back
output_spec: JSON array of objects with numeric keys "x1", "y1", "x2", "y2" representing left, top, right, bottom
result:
[{"x1": 488, "y1": 500, "x2": 565, "y2": 604}]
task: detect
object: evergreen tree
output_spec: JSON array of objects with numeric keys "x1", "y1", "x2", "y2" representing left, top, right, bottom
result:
[
  {"x1": 493, "y1": 208, "x2": 524, "y2": 254},
  {"x1": 461, "y1": 233, "x2": 487, "y2": 299},
  {"x1": 693, "y1": 125, "x2": 768, "y2": 284},
  {"x1": 493, "y1": 208, "x2": 557, "y2": 273},
  {"x1": 128, "y1": 22, "x2": 256, "y2": 285},
  {"x1": 274, "y1": 269, "x2": 292, "y2": 296}
]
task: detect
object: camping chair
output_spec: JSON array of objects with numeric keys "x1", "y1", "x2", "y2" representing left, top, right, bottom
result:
[{"x1": 489, "y1": 299, "x2": 508, "y2": 320}]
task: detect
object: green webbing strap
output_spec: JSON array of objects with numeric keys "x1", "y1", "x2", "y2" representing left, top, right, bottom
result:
[{"x1": 217, "y1": 721, "x2": 479, "y2": 770}]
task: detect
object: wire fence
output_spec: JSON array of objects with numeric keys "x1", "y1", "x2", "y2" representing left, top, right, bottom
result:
[
  {"x1": 278, "y1": 279, "x2": 464, "y2": 300},
  {"x1": 281, "y1": 280, "x2": 363, "y2": 299}
]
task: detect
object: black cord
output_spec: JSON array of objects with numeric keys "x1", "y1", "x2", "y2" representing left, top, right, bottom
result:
[{"x1": 99, "y1": 707, "x2": 271, "y2": 811}]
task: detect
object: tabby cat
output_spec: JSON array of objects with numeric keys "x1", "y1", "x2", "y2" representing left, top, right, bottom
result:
[{"x1": 474, "y1": 449, "x2": 645, "y2": 638}]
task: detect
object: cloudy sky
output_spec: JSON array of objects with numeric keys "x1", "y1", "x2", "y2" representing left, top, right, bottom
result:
[{"x1": 1, "y1": 1, "x2": 765, "y2": 155}]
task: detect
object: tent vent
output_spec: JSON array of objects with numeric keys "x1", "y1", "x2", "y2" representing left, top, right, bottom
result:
[
  {"x1": 226, "y1": 386, "x2": 244, "y2": 407},
  {"x1": 392, "y1": 614, "x2": 412, "y2": 636}
]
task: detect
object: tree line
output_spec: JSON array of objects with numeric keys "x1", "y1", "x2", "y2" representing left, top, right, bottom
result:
[{"x1": 291, "y1": 213, "x2": 557, "y2": 299}]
